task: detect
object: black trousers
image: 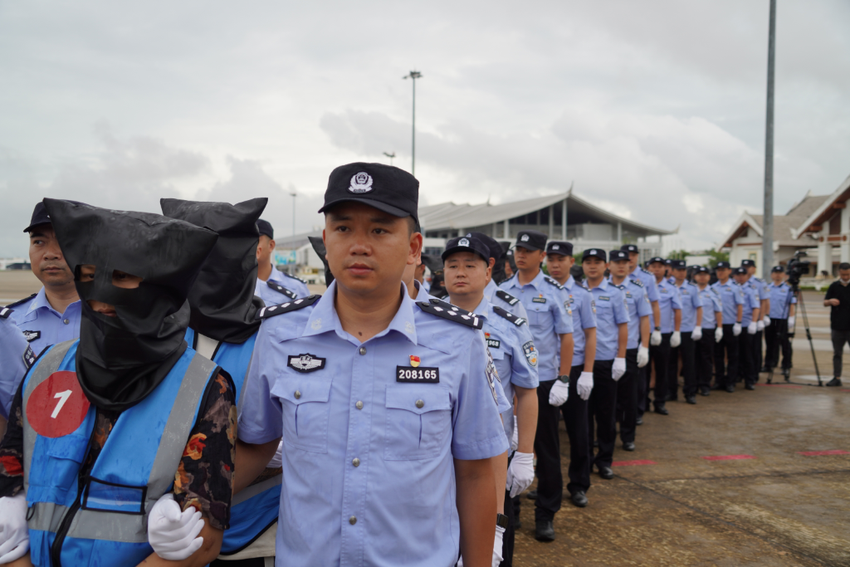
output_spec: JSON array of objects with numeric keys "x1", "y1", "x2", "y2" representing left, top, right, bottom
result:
[
  {"x1": 831, "y1": 329, "x2": 850, "y2": 378},
  {"x1": 637, "y1": 363, "x2": 648, "y2": 418},
  {"x1": 533, "y1": 379, "x2": 562, "y2": 522},
  {"x1": 714, "y1": 324, "x2": 739, "y2": 388},
  {"x1": 764, "y1": 319, "x2": 792, "y2": 370},
  {"x1": 617, "y1": 348, "x2": 639, "y2": 443},
  {"x1": 755, "y1": 329, "x2": 764, "y2": 370},
  {"x1": 668, "y1": 343, "x2": 680, "y2": 400},
  {"x1": 668, "y1": 331, "x2": 697, "y2": 397},
  {"x1": 648, "y1": 333, "x2": 671, "y2": 409},
  {"x1": 500, "y1": 485, "x2": 515, "y2": 565},
  {"x1": 587, "y1": 359, "x2": 617, "y2": 469},
  {"x1": 562, "y1": 365, "x2": 591, "y2": 494},
  {"x1": 695, "y1": 329, "x2": 714, "y2": 391},
  {"x1": 738, "y1": 330, "x2": 757, "y2": 385}
]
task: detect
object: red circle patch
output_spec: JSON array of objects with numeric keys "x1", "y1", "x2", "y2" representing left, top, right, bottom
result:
[{"x1": 26, "y1": 371, "x2": 91, "y2": 438}]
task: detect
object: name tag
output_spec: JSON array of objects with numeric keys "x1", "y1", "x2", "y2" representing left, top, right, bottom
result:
[
  {"x1": 532, "y1": 297, "x2": 547, "y2": 303},
  {"x1": 486, "y1": 339, "x2": 501, "y2": 349},
  {"x1": 396, "y1": 366, "x2": 440, "y2": 383},
  {"x1": 598, "y1": 296, "x2": 610, "y2": 301}
]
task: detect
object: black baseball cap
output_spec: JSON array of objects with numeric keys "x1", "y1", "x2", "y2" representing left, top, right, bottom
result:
[
  {"x1": 442, "y1": 234, "x2": 491, "y2": 264},
  {"x1": 671, "y1": 259, "x2": 686, "y2": 269},
  {"x1": 741, "y1": 259, "x2": 755, "y2": 267},
  {"x1": 694, "y1": 266, "x2": 710, "y2": 274},
  {"x1": 515, "y1": 230, "x2": 547, "y2": 252},
  {"x1": 23, "y1": 201, "x2": 51, "y2": 233},
  {"x1": 582, "y1": 248, "x2": 607, "y2": 262},
  {"x1": 621, "y1": 244, "x2": 639, "y2": 254},
  {"x1": 257, "y1": 219, "x2": 274, "y2": 239},
  {"x1": 733, "y1": 266, "x2": 747, "y2": 275},
  {"x1": 715, "y1": 261, "x2": 731, "y2": 269},
  {"x1": 771, "y1": 265, "x2": 784, "y2": 273},
  {"x1": 664, "y1": 259, "x2": 673, "y2": 266},
  {"x1": 318, "y1": 162, "x2": 419, "y2": 225},
  {"x1": 648, "y1": 256, "x2": 666, "y2": 265},
  {"x1": 609, "y1": 250, "x2": 629, "y2": 262},
  {"x1": 468, "y1": 232, "x2": 502, "y2": 261},
  {"x1": 546, "y1": 240, "x2": 573, "y2": 256}
]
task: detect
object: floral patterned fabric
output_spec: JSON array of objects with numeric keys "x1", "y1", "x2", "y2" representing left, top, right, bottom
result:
[{"x1": 0, "y1": 370, "x2": 236, "y2": 530}]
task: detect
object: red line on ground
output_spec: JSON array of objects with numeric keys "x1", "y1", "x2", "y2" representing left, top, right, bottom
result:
[
  {"x1": 612, "y1": 460, "x2": 656, "y2": 467},
  {"x1": 797, "y1": 450, "x2": 850, "y2": 456},
  {"x1": 757, "y1": 383, "x2": 803, "y2": 388},
  {"x1": 701, "y1": 455, "x2": 756, "y2": 461},
  {"x1": 840, "y1": 389, "x2": 850, "y2": 393}
]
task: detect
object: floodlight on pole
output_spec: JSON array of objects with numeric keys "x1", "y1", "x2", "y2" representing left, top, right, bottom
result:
[
  {"x1": 383, "y1": 151, "x2": 396, "y2": 166},
  {"x1": 402, "y1": 70, "x2": 422, "y2": 175}
]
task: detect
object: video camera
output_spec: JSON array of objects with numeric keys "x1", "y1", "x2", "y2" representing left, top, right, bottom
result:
[{"x1": 786, "y1": 250, "x2": 811, "y2": 290}]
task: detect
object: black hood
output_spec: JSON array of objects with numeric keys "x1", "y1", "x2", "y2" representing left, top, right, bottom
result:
[
  {"x1": 160, "y1": 197, "x2": 267, "y2": 343},
  {"x1": 43, "y1": 198, "x2": 218, "y2": 411},
  {"x1": 308, "y1": 235, "x2": 334, "y2": 287}
]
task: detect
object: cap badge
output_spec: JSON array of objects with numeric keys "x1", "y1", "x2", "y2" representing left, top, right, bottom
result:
[
  {"x1": 459, "y1": 238, "x2": 470, "y2": 247},
  {"x1": 591, "y1": 249, "x2": 596, "y2": 255},
  {"x1": 410, "y1": 355, "x2": 421, "y2": 368},
  {"x1": 521, "y1": 234, "x2": 529, "y2": 242},
  {"x1": 349, "y1": 172, "x2": 374, "y2": 194}
]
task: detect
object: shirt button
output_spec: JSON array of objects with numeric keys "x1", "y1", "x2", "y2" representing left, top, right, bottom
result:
[
  {"x1": 359, "y1": 347, "x2": 367, "y2": 355},
  {"x1": 349, "y1": 516, "x2": 357, "y2": 525},
  {"x1": 352, "y1": 458, "x2": 360, "y2": 467},
  {"x1": 63, "y1": 319, "x2": 70, "y2": 325},
  {"x1": 415, "y1": 399, "x2": 424, "y2": 409},
  {"x1": 294, "y1": 390, "x2": 301, "y2": 399},
  {"x1": 355, "y1": 401, "x2": 364, "y2": 410}
]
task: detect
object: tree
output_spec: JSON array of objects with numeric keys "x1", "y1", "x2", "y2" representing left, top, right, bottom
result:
[{"x1": 706, "y1": 248, "x2": 729, "y2": 268}]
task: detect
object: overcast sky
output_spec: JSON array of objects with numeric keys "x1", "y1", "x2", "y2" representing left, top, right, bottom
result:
[{"x1": 1, "y1": 0, "x2": 848, "y2": 258}]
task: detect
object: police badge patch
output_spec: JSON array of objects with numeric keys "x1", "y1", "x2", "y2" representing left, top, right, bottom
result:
[
  {"x1": 522, "y1": 341, "x2": 538, "y2": 367},
  {"x1": 485, "y1": 348, "x2": 499, "y2": 404},
  {"x1": 287, "y1": 353, "x2": 326, "y2": 373},
  {"x1": 22, "y1": 330, "x2": 41, "y2": 343}
]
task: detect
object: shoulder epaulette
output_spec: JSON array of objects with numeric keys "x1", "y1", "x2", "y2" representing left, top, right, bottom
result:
[
  {"x1": 495, "y1": 289, "x2": 519, "y2": 306},
  {"x1": 501, "y1": 274, "x2": 517, "y2": 284},
  {"x1": 629, "y1": 278, "x2": 644, "y2": 288},
  {"x1": 283, "y1": 272, "x2": 307, "y2": 283},
  {"x1": 492, "y1": 305, "x2": 526, "y2": 326},
  {"x1": 267, "y1": 280, "x2": 296, "y2": 299},
  {"x1": 640, "y1": 268, "x2": 651, "y2": 275},
  {"x1": 256, "y1": 295, "x2": 320, "y2": 320},
  {"x1": 6, "y1": 293, "x2": 36, "y2": 309},
  {"x1": 544, "y1": 276, "x2": 564, "y2": 290},
  {"x1": 416, "y1": 299, "x2": 483, "y2": 329},
  {"x1": 0, "y1": 306, "x2": 13, "y2": 319}
]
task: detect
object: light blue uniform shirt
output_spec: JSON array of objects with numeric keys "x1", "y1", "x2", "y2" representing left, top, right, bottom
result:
[
  {"x1": 698, "y1": 286, "x2": 723, "y2": 329},
  {"x1": 473, "y1": 296, "x2": 539, "y2": 444},
  {"x1": 711, "y1": 280, "x2": 745, "y2": 324},
  {"x1": 768, "y1": 282, "x2": 796, "y2": 319},
  {"x1": 255, "y1": 266, "x2": 311, "y2": 306},
  {"x1": 673, "y1": 280, "x2": 704, "y2": 333},
  {"x1": 655, "y1": 279, "x2": 683, "y2": 334},
  {"x1": 630, "y1": 266, "x2": 659, "y2": 303},
  {"x1": 0, "y1": 308, "x2": 32, "y2": 417},
  {"x1": 750, "y1": 277, "x2": 770, "y2": 301},
  {"x1": 499, "y1": 271, "x2": 573, "y2": 381},
  {"x1": 618, "y1": 277, "x2": 652, "y2": 349},
  {"x1": 563, "y1": 276, "x2": 597, "y2": 367},
  {"x1": 738, "y1": 282, "x2": 760, "y2": 326},
  {"x1": 238, "y1": 282, "x2": 509, "y2": 567},
  {"x1": 8, "y1": 287, "x2": 81, "y2": 356},
  {"x1": 485, "y1": 279, "x2": 529, "y2": 321},
  {"x1": 588, "y1": 280, "x2": 629, "y2": 360}
]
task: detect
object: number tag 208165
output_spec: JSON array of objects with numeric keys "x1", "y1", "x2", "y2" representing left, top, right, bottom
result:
[{"x1": 396, "y1": 366, "x2": 440, "y2": 383}]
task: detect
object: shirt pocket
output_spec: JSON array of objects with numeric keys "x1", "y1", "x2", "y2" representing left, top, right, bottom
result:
[
  {"x1": 272, "y1": 378, "x2": 332, "y2": 454},
  {"x1": 526, "y1": 307, "x2": 553, "y2": 331},
  {"x1": 384, "y1": 385, "x2": 452, "y2": 461}
]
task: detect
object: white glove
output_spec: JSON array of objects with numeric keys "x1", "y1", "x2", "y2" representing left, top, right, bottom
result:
[
  {"x1": 492, "y1": 525, "x2": 505, "y2": 567},
  {"x1": 506, "y1": 451, "x2": 534, "y2": 498},
  {"x1": 757, "y1": 320, "x2": 765, "y2": 332},
  {"x1": 788, "y1": 316, "x2": 796, "y2": 328},
  {"x1": 0, "y1": 494, "x2": 29, "y2": 564},
  {"x1": 650, "y1": 330, "x2": 662, "y2": 346},
  {"x1": 548, "y1": 378, "x2": 570, "y2": 406},
  {"x1": 637, "y1": 345, "x2": 649, "y2": 368},
  {"x1": 670, "y1": 331, "x2": 681, "y2": 348},
  {"x1": 267, "y1": 440, "x2": 284, "y2": 468},
  {"x1": 733, "y1": 323, "x2": 742, "y2": 336},
  {"x1": 763, "y1": 315, "x2": 771, "y2": 327},
  {"x1": 577, "y1": 371, "x2": 593, "y2": 401},
  {"x1": 148, "y1": 493, "x2": 205, "y2": 561},
  {"x1": 715, "y1": 327, "x2": 724, "y2": 343},
  {"x1": 748, "y1": 321, "x2": 758, "y2": 335},
  {"x1": 691, "y1": 327, "x2": 702, "y2": 341},
  {"x1": 612, "y1": 357, "x2": 626, "y2": 381}
]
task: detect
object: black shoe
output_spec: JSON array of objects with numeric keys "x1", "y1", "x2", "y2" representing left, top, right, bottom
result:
[
  {"x1": 826, "y1": 377, "x2": 842, "y2": 387},
  {"x1": 526, "y1": 489, "x2": 538, "y2": 500},
  {"x1": 535, "y1": 520, "x2": 555, "y2": 542},
  {"x1": 760, "y1": 366, "x2": 770, "y2": 373},
  {"x1": 745, "y1": 383, "x2": 755, "y2": 390},
  {"x1": 597, "y1": 465, "x2": 614, "y2": 479},
  {"x1": 699, "y1": 388, "x2": 710, "y2": 397},
  {"x1": 635, "y1": 416, "x2": 643, "y2": 426},
  {"x1": 725, "y1": 385, "x2": 736, "y2": 393},
  {"x1": 515, "y1": 519, "x2": 522, "y2": 529},
  {"x1": 711, "y1": 383, "x2": 724, "y2": 391},
  {"x1": 685, "y1": 395, "x2": 696, "y2": 404},
  {"x1": 570, "y1": 490, "x2": 588, "y2": 507},
  {"x1": 623, "y1": 441, "x2": 635, "y2": 451},
  {"x1": 654, "y1": 406, "x2": 669, "y2": 415}
]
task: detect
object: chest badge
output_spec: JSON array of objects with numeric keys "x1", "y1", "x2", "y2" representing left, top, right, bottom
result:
[
  {"x1": 485, "y1": 332, "x2": 501, "y2": 349},
  {"x1": 522, "y1": 341, "x2": 538, "y2": 367},
  {"x1": 22, "y1": 330, "x2": 40, "y2": 343},
  {"x1": 410, "y1": 355, "x2": 421, "y2": 367},
  {"x1": 288, "y1": 353, "x2": 326, "y2": 373}
]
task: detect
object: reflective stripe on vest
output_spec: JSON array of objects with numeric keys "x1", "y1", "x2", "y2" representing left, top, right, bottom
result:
[{"x1": 22, "y1": 341, "x2": 217, "y2": 544}]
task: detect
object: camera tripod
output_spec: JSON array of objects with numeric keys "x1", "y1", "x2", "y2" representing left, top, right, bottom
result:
[{"x1": 767, "y1": 286, "x2": 822, "y2": 386}]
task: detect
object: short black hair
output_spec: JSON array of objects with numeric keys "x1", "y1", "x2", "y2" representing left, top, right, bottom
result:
[{"x1": 839, "y1": 262, "x2": 850, "y2": 271}]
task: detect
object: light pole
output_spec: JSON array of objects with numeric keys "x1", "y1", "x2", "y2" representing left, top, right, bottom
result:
[
  {"x1": 290, "y1": 191, "x2": 297, "y2": 275},
  {"x1": 762, "y1": 0, "x2": 777, "y2": 280},
  {"x1": 402, "y1": 70, "x2": 422, "y2": 175},
  {"x1": 383, "y1": 151, "x2": 396, "y2": 166}
]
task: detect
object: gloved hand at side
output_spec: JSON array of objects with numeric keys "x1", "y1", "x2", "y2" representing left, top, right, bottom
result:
[{"x1": 148, "y1": 493, "x2": 205, "y2": 561}]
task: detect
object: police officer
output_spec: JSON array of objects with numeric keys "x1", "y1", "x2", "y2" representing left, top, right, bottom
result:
[
  {"x1": 235, "y1": 163, "x2": 509, "y2": 566},
  {"x1": 668, "y1": 260, "x2": 703, "y2": 404},
  {"x1": 583, "y1": 249, "x2": 628, "y2": 475},
  {"x1": 765, "y1": 266, "x2": 796, "y2": 379},
  {"x1": 711, "y1": 262, "x2": 745, "y2": 392},
  {"x1": 646, "y1": 257, "x2": 682, "y2": 415},
  {"x1": 545, "y1": 240, "x2": 596, "y2": 508},
  {"x1": 469, "y1": 232, "x2": 530, "y2": 321},
  {"x1": 443, "y1": 233, "x2": 539, "y2": 567},
  {"x1": 254, "y1": 218, "x2": 311, "y2": 303},
  {"x1": 0, "y1": 308, "x2": 33, "y2": 420},
  {"x1": 500, "y1": 229, "x2": 574, "y2": 542},
  {"x1": 8, "y1": 201, "x2": 81, "y2": 356},
  {"x1": 694, "y1": 266, "x2": 723, "y2": 396},
  {"x1": 608, "y1": 250, "x2": 651, "y2": 451},
  {"x1": 741, "y1": 259, "x2": 770, "y2": 373},
  {"x1": 734, "y1": 266, "x2": 761, "y2": 390}
]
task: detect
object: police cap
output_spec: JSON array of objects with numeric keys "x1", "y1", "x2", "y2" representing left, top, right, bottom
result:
[
  {"x1": 257, "y1": 219, "x2": 274, "y2": 239},
  {"x1": 648, "y1": 256, "x2": 666, "y2": 265},
  {"x1": 741, "y1": 259, "x2": 755, "y2": 267},
  {"x1": 715, "y1": 261, "x2": 731, "y2": 269},
  {"x1": 546, "y1": 240, "x2": 573, "y2": 256},
  {"x1": 515, "y1": 230, "x2": 547, "y2": 252},
  {"x1": 609, "y1": 250, "x2": 629, "y2": 262},
  {"x1": 733, "y1": 266, "x2": 747, "y2": 275},
  {"x1": 582, "y1": 248, "x2": 607, "y2": 262},
  {"x1": 23, "y1": 201, "x2": 51, "y2": 233},
  {"x1": 442, "y1": 234, "x2": 491, "y2": 264},
  {"x1": 771, "y1": 265, "x2": 784, "y2": 273},
  {"x1": 621, "y1": 244, "x2": 639, "y2": 254},
  {"x1": 319, "y1": 162, "x2": 419, "y2": 225}
]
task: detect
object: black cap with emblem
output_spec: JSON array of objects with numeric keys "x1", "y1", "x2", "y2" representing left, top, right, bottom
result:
[
  {"x1": 648, "y1": 256, "x2": 666, "y2": 265},
  {"x1": 741, "y1": 259, "x2": 755, "y2": 267},
  {"x1": 582, "y1": 248, "x2": 607, "y2": 262},
  {"x1": 546, "y1": 240, "x2": 573, "y2": 256},
  {"x1": 442, "y1": 234, "x2": 491, "y2": 263},
  {"x1": 257, "y1": 219, "x2": 274, "y2": 239},
  {"x1": 24, "y1": 201, "x2": 52, "y2": 233},
  {"x1": 318, "y1": 162, "x2": 419, "y2": 225},
  {"x1": 621, "y1": 243, "x2": 639, "y2": 254},
  {"x1": 715, "y1": 261, "x2": 731, "y2": 269},
  {"x1": 733, "y1": 266, "x2": 747, "y2": 275},
  {"x1": 671, "y1": 259, "x2": 686, "y2": 269},
  {"x1": 695, "y1": 266, "x2": 710, "y2": 274},
  {"x1": 609, "y1": 250, "x2": 629, "y2": 262},
  {"x1": 771, "y1": 265, "x2": 784, "y2": 273},
  {"x1": 515, "y1": 230, "x2": 547, "y2": 252}
]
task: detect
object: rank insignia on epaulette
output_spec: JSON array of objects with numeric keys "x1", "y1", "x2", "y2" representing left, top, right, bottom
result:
[
  {"x1": 544, "y1": 276, "x2": 564, "y2": 290},
  {"x1": 495, "y1": 290, "x2": 519, "y2": 306},
  {"x1": 0, "y1": 306, "x2": 12, "y2": 319},
  {"x1": 630, "y1": 278, "x2": 644, "y2": 287},
  {"x1": 256, "y1": 295, "x2": 321, "y2": 320},
  {"x1": 492, "y1": 305, "x2": 526, "y2": 326},
  {"x1": 417, "y1": 299, "x2": 483, "y2": 329},
  {"x1": 267, "y1": 281, "x2": 296, "y2": 299}
]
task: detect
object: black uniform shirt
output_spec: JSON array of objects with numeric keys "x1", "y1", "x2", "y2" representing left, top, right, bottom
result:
[{"x1": 825, "y1": 280, "x2": 850, "y2": 331}]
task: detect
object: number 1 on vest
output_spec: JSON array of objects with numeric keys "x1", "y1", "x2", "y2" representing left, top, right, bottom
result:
[{"x1": 52, "y1": 390, "x2": 73, "y2": 418}]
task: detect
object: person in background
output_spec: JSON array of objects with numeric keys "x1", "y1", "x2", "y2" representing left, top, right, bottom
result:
[
  {"x1": 823, "y1": 262, "x2": 850, "y2": 387},
  {"x1": 0, "y1": 310, "x2": 33, "y2": 425},
  {"x1": 765, "y1": 266, "x2": 796, "y2": 380},
  {"x1": 733, "y1": 267, "x2": 761, "y2": 390},
  {"x1": 693, "y1": 266, "x2": 723, "y2": 396},
  {"x1": 254, "y1": 218, "x2": 310, "y2": 303},
  {"x1": 711, "y1": 262, "x2": 744, "y2": 393},
  {"x1": 667, "y1": 260, "x2": 703, "y2": 405},
  {"x1": 646, "y1": 257, "x2": 681, "y2": 415}
]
